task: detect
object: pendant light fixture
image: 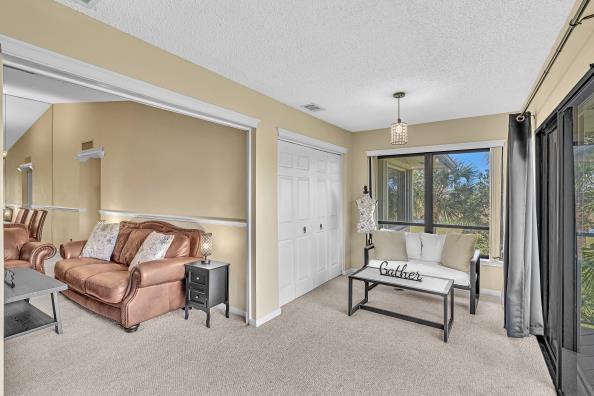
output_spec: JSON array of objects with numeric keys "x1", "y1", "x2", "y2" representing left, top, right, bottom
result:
[{"x1": 390, "y1": 92, "x2": 408, "y2": 145}]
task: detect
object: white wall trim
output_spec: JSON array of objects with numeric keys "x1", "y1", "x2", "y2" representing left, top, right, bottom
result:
[
  {"x1": 248, "y1": 308, "x2": 282, "y2": 327},
  {"x1": 481, "y1": 260, "x2": 504, "y2": 268},
  {"x1": 99, "y1": 209, "x2": 247, "y2": 228},
  {"x1": 76, "y1": 147, "x2": 104, "y2": 162},
  {"x1": 278, "y1": 128, "x2": 347, "y2": 155},
  {"x1": 366, "y1": 140, "x2": 505, "y2": 157},
  {"x1": 342, "y1": 268, "x2": 358, "y2": 276},
  {"x1": 481, "y1": 288, "x2": 502, "y2": 298},
  {"x1": 0, "y1": 34, "x2": 260, "y2": 131},
  {"x1": 6, "y1": 203, "x2": 86, "y2": 212},
  {"x1": 213, "y1": 303, "x2": 245, "y2": 318}
]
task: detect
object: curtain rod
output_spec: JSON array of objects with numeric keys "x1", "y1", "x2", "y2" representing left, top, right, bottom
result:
[{"x1": 517, "y1": 0, "x2": 593, "y2": 122}]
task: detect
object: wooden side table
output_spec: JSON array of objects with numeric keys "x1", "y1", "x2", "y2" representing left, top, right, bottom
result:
[{"x1": 184, "y1": 261, "x2": 229, "y2": 328}]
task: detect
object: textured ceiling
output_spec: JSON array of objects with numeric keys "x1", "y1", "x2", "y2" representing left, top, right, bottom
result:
[{"x1": 56, "y1": 0, "x2": 574, "y2": 131}]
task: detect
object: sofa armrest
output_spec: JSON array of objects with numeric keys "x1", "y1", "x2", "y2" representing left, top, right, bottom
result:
[
  {"x1": 364, "y1": 244, "x2": 375, "y2": 267},
  {"x1": 60, "y1": 240, "x2": 87, "y2": 259},
  {"x1": 132, "y1": 256, "x2": 201, "y2": 288},
  {"x1": 19, "y1": 242, "x2": 57, "y2": 273}
]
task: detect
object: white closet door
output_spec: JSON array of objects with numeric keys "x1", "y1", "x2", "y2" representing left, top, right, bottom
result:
[
  {"x1": 278, "y1": 140, "x2": 343, "y2": 307},
  {"x1": 327, "y1": 153, "x2": 342, "y2": 278}
]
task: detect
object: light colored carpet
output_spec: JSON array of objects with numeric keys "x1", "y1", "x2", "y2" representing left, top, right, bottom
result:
[{"x1": 5, "y1": 273, "x2": 554, "y2": 395}]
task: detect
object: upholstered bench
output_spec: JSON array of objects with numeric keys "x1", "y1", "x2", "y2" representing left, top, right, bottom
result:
[{"x1": 363, "y1": 230, "x2": 480, "y2": 314}]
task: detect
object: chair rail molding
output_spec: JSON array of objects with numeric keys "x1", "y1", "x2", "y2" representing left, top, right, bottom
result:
[{"x1": 99, "y1": 209, "x2": 247, "y2": 228}]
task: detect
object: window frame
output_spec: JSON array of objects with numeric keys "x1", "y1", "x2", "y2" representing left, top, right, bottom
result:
[{"x1": 372, "y1": 148, "x2": 490, "y2": 253}]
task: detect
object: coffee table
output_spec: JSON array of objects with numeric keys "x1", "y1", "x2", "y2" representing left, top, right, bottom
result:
[
  {"x1": 348, "y1": 266, "x2": 454, "y2": 342},
  {"x1": 4, "y1": 268, "x2": 68, "y2": 340}
]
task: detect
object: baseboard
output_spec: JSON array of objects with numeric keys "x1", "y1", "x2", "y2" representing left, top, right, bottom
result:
[
  {"x1": 213, "y1": 303, "x2": 245, "y2": 317},
  {"x1": 248, "y1": 308, "x2": 282, "y2": 327},
  {"x1": 342, "y1": 268, "x2": 358, "y2": 276},
  {"x1": 480, "y1": 288, "x2": 502, "y2": 298}
]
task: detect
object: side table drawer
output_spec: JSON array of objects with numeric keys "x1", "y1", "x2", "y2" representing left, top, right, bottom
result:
[
  {"x1": 189, "y1": 288, "x2": 208, "y2": 307},
  {"x1": 189, "y1": 270, "x2": 208, "y2": 286}
]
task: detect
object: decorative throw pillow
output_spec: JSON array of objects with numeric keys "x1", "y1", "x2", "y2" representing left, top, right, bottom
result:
[
  {"x1": 404, "y1": 232, "x2": 422, "y2": 260},
  {"x1": 80, "y1": 221, "x2": 120, "y2": 261},
  {"x1": 165, "y1": 233, "x2": 191, "y2": 258},
  {"x1": 129, "y1": 231, "x2": 175, "y2": 271},
  {"x1": 420, "y1": 233, "x2": 446, "y2": 262},
  {"x1": 441, "y1": 233, "x2": 478, "y2": 272},
  {"x1": 372, "y1": 230, "x2": 407, "y2": 261}
]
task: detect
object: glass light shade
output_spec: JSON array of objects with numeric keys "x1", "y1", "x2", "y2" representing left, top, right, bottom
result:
[
  {"x1": 201, "y1": 233, "x2": 213, "y2": 263},
  {"x1": 390, "y1": 120, "x2": 408, "y2": 145}
]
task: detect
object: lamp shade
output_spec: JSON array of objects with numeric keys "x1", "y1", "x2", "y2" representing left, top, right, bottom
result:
[
  {"x1": 201, "y1": 233, "x2": 213, "y2": 262},
  {"x1": 390, "y1": 120, "x2": 408, "y2": 145}
]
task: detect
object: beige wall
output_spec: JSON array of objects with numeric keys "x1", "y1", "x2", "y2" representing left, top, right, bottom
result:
[
  {"x1": 349, "y1": 113, "x2": 509, "y2": 291},
  {"x1": 529, "y1": 1, "x2": 594, "y2": 126},
  {"x1": 0, "y1": 0, "x2": 354, "y2": 320},
  {"x1": 5, "y1": 107, "x2": 54, "y2": 243},
  {"x1": 5, "y1": 100, "x2": 249, "y2": 310}
]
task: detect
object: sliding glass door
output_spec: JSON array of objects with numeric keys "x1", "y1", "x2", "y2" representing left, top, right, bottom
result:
[
  {"x1": 574, "y1": 88, "x2": 594, "y2": 393},
  {"x1": 536, "y1": 66, "x2": 594, "y2": 396}
]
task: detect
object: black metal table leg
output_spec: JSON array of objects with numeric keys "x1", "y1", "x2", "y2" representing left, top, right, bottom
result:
[
  {"x1": 348, "y1": 276, "x2": 353, "y2": 316},
  {"x1": 443, "y1": 294, "x2": 446, "y2": 342},
  {"x1": 51, "y1": 292, "x2": 62, "y2": 334},
  {"x1": 225, "y1": 267, "x2": 230, "y2": 318}
]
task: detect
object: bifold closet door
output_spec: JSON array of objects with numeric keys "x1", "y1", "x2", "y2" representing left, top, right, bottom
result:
[{"x1": 278, "y1": 140, "x2": 342, "y2": 307}]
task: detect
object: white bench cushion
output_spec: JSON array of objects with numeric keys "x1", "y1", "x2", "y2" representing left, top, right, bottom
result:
[{"x1": 368, "y1": 259, "x2": 470, "y2": 287}]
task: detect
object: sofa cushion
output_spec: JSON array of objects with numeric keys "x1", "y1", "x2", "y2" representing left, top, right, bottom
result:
[
  {"x1": 81, "y1": 221, "x2": 120, "y2": 261},
  {"x1": 111, "y1": 223, "x2": 136, "y2": 263},
  {"x1": 84, "y1": 270, "x2": 130, "y2": 304},
  {"x1": 420, "y1": 233, "x2": 446, "y2": 262},
  {"x1": 404, "y1": 232, "x2": 422, "y2": 260},
  {"x1": 62, "y1": 262, "x2": 127, "y2": 294},
  {"x1": 368, "y1": 259, "x2": 470, "y2": 287},
  {"x1": 5, "y1": 259, "x2": 32, "y2": 269},
  {"x1": 54, "y1": 257, "x2": 109, "y2": 281},
  {"x1": 119, "y1": 229, "x2": 153, "y2": 265},
  {"x1": 165, "y1": 233, "x2": 191, "y2": 258},
  {"x1": 441, "y1": 233, "x2": 477, "y2": 272},
  {"x1": 129, "y1": 232, "x2": 174, "y2": 270},
  {"x1": 372, "y1": 230, "x2": 407, "y2": 261}
]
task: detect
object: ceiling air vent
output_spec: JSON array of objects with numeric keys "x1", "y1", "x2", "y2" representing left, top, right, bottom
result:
[
  {"x1": 71, "y1": 0, "x2": 101, "y2": 7},
  {"x1": 301, "y1": 103, "x2": 324, "y2": 112}
]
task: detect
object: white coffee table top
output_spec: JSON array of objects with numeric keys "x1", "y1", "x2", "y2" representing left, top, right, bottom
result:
[{"x1": 350, "y1": 266, "x2": 453, "y2": 296}]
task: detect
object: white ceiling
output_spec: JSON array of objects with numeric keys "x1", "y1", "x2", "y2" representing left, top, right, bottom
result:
[
  {"x1": 3, "y1": 67, "x2": 122, "y2": 150},
  {"x1": 56, "y1": 0, "x2": 574, "y2": 131}
]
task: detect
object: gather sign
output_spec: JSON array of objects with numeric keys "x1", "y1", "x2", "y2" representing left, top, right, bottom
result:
[{"x1": 379, "y1": 261, "x2": 423, "y2": 282}]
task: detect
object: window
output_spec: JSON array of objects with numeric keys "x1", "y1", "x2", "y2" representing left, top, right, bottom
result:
[{"x1": 375, "y1": 148, "x2": 500, "y2": 256}]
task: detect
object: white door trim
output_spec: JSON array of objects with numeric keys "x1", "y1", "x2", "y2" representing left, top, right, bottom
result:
[
  {"x1": 0, "y1": 34, "x2": 257, "y2": 325},
  {"x1": 278, "y1": 128, "x2": 347, "y2": 155},
  {"x1": 366, "y1": 139, "x2": 505, "y2": 157},
  {"x1": 0, "y1": 34, "x2": 260, "y2": 131}
]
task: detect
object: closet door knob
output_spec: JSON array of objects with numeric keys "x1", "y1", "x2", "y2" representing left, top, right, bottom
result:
[
  {"x1": 320, "y1": 224, "x2": 323, "y2": 230},
  {"x1": 303, "y1": 226, "x2": 307, "y2": 233}
]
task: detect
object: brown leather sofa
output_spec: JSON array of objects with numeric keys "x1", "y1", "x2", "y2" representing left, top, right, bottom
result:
[
  {"x1": 4, "y1": 224, "x2": 57, "y2": 273},
  {"x1": 55, "y1": 221, "x2": 205, "y2": 332}
]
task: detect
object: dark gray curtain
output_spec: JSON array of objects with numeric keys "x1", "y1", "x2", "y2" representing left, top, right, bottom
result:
[{"x1": 504, "y1": 113, "x2": 544, "y2": 337}]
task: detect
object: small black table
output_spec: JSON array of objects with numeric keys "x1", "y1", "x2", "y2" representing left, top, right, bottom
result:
[
  {"x1": 184, "y1": 261, "x2": 230, "y2": 328},
  {"x1": 4, "y1": 268, "x2": 68, "y2": 340},
  {"x1": 348, "y1": 266, "x2": 454, "y2": 342}
]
